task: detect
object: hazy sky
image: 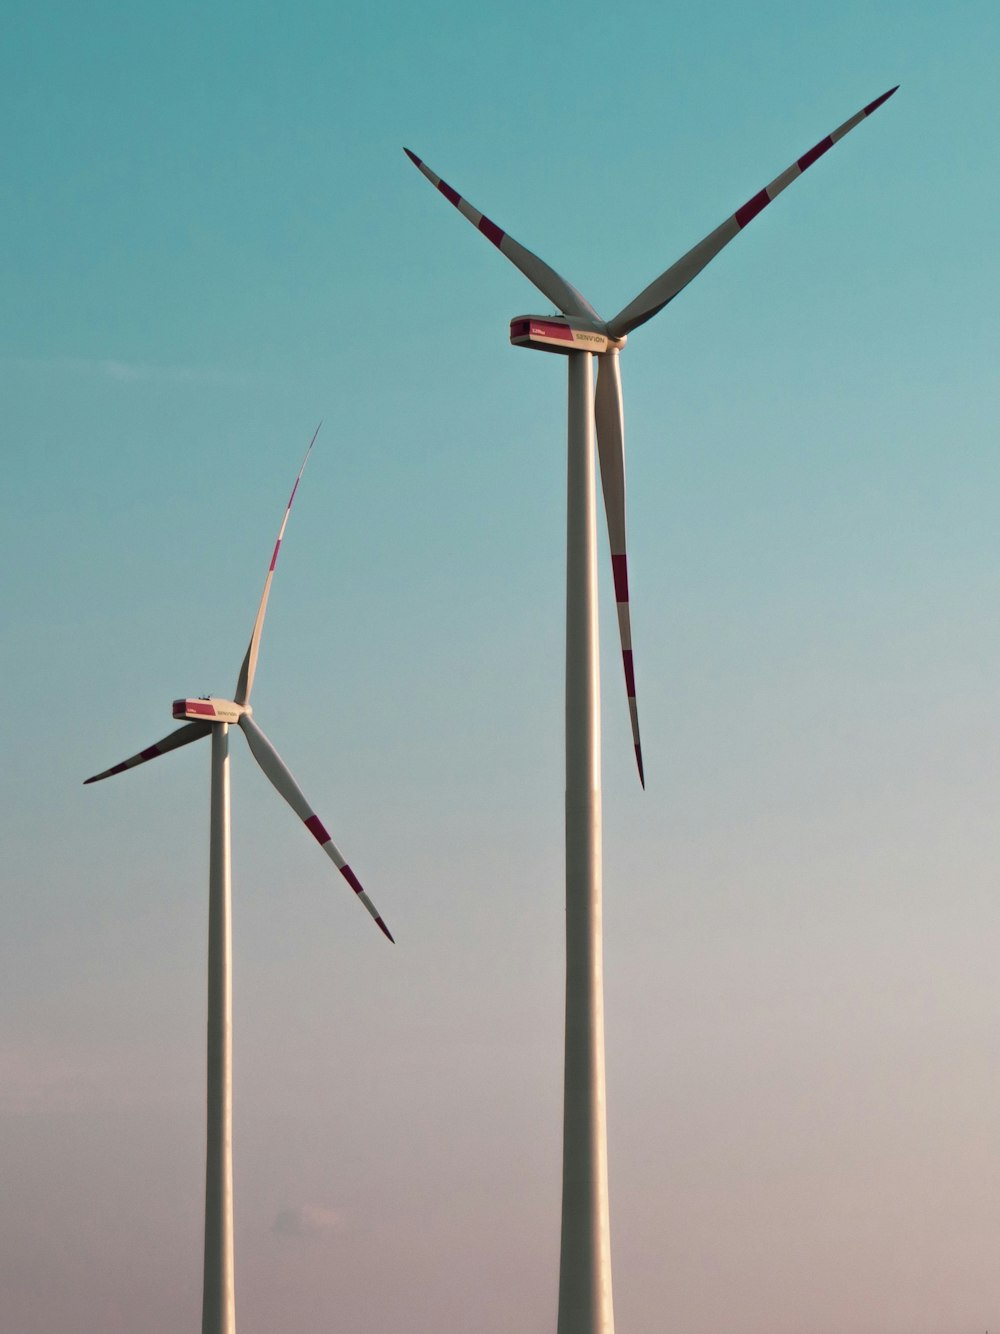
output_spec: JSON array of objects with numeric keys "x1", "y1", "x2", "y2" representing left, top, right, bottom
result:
[{"x1": 3, "y1": 2, "x2": 999, "y2": 1332}]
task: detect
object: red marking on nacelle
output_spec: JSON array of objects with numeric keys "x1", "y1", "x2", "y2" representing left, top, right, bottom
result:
[
  {"x1": 174, "y1": 699, "x2": 216, "y2": 718},
  {"x1": 511, "y1": 318, "x2": 574, "y2": 342}
]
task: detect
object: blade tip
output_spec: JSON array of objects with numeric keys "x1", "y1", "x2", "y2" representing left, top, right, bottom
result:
[
  {"x1": 403, "y1": 147, "x2": 421, "y2": 166},
  {"x1": 865, "y1": 85, "x2": 899, "y2": 115}
]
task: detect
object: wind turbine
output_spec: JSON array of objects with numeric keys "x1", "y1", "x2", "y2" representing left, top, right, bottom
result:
[
  {"x1": 405, "y1": 86, "x2": 896, "y2": 1334},
  {"x1": 84, "y1": 425, "x2": 393, "y2": 1334}
]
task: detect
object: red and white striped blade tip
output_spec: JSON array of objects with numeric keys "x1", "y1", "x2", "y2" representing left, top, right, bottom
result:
[
  {"x1": 607, "y1": 85, "x2": 900, "y2": 339},
  {"x1": 240, "y1": 715, "x2": 394, "y2": 943},
  {"x1": 871, "y1": 85, "x2": 899, "y2": 109},
  {"x1": 402, "y1": 148, "x2": 599, "y2": 321},
  {"x1": 593, "y1": 355, "x2": 645, "y2": 787},
  {"x1": 83, "y1": 721, "x2": 211, "y2": 784},
  {"x1": 334, "y1": 859, "x2": 395, "y2": 943},
  {"x1": 234, "y1": 421, "x2": 322, "y2": 708}
]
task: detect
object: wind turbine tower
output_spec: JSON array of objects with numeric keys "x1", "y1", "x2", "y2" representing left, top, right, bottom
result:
[
  {"x1": 405, "y1": 87, "x2": 896, "y2": 1334},
  {"x1": 85, "y1": 428, "x2": 393, "y2": 1334}
]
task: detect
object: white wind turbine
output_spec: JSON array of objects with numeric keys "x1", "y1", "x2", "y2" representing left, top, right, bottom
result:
[
  {"x1": 84, "y1": 425, "x2": 393, "y2": 1334},
  {"x1": 406, "y1": 86, "x2": 897, "y2": 1334}
]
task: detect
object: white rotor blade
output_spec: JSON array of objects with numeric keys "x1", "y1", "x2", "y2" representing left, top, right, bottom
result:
[
  {"x1": 404, "y1": 148, "x2": 600, "y2": 322},
  {"x1": 84, "y1": 721, "x2": 211, "y2": 784},
  {"x1": 234, "y1": 423, "x2": 321, "y2": 708},
  {"x1": 608, "y1": 86, "x2": 898, "y2": 339},
  {"x1": 238, "y1": 714, "x2": 393, "y2": 942},
  {"x1": 594, "y1": 352, "x2": 644, "y2": 787}
]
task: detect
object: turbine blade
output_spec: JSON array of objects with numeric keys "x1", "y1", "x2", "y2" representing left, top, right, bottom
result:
[
  {"x1": 594, "y1": 352, "x2": 644, "y2": 787},
  {"x1": 608, "y1": 86, "x2": 898, "y2": 339},
  {"x1": 238, "y1": 714, "x2": 393, "y2": 942},
  {"x1": 403, "y1": 148, "x2": 600, "y2": 322},
  {"x1": 234, "y1": 422, "x2": 322, "y2": 708},
  {"x1": 84, "y1": 721, "x2": 211, "y2": 784}
]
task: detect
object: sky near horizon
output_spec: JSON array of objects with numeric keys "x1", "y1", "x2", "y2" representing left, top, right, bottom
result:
[{"x1": 3, "y1": 3, "x2": 1000, "y2": 1332}]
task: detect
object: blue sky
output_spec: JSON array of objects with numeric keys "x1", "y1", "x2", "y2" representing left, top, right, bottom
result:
[{"x1": 3, "y1": 2, "x2": 999, "y2": 1332}]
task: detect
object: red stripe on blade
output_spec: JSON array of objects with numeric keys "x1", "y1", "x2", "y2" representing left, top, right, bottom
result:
[
  {"x1": 478, "y1": 216, "x2": 504, "y2": 247},
  {"x1": 269, "y1": 539, "x2": 281, "y2": 571},
  {"x1": 304, "y1": 814, "x2": 330, "y2": 844},
  {"x1": 798, "y1": 136, "x2": 833, "y2": 172},
  {"x1": 612, "y1": 553, "x2": 629, "y2": 603},
  {"x1": 622, "y1": 649, "x2": 636, "y2": 697},
  {"x1": 340, "y1": 865, "x2": 365, "y2": 896},
  {"x1": 376, "y1": 917, "x2": 395, "y2": 943},
  {"x1": 439, "y1": 180, "x2": 461, "y2": 207},
  {"x1": 140, "y1": 745, "x2": 161, "y2": 761},
  {"x1": 735, "y1": 189, "x2": 770, "y2": 229}
]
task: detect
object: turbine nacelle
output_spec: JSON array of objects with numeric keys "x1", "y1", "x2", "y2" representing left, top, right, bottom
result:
[
  {"x1": 172, "y1": 697, "x2": 248, "y2": 724},
  {"x1": 509, "y1": 315, "x2": 627, "y2": 356}
]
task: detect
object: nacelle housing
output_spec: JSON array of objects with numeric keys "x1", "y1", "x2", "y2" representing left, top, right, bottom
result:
[
  {"x1": 172, "y1": 697, "x2": 245, "y2": 724},
  {"x1": 510, "y1": 316, "x2": 622, "y2": 355}
]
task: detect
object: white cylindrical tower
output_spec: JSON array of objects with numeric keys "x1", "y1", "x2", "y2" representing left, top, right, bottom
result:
[
  {"x1": 203, "y1": 723, "x2": 236, "y2": 1334},
  {"x1": 557, "y1": 351, "x2": 615, "y2": 1334}
]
